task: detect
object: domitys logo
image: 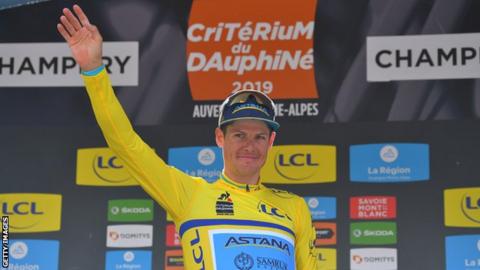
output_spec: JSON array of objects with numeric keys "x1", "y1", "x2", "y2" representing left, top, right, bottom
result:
[{"x1": 186, "y1": 0, "x2": 318, "y2": 100}]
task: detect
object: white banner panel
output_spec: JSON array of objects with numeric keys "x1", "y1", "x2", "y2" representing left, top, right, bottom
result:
[
  {"x1": 106, "y1": 225, "x2": 153, "y2": 248},
  {"x1": 0, "y1": 42, "x2": 138, "y2": 87},
  {"x1": 367, "y1": 33, "x2": 480, "y2": 82},
  {"x1": 350, "y1": 248, "x2": 397, "y2": 270}
]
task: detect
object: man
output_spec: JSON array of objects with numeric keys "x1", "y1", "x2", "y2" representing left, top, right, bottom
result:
[{"x1": 58, "y1": 5, "x2": 319, "y2": 270}]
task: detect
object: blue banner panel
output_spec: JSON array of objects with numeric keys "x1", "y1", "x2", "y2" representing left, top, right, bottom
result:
[
  {"x1": 168, "y1": 146, "x2": 223, "y2": 183},
  {"x1": 350, "y1": 143, "x2": 429, "y2": 183}
]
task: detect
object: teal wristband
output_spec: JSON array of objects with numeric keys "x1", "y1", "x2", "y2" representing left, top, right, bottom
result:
[{"x1": 82, "y1": 65, "x2": 105, "y2": 76}]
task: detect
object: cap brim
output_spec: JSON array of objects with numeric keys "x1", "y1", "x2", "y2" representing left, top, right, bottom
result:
[{"x1": 219, "y1": 117, "x2": 280, "y2": 131}]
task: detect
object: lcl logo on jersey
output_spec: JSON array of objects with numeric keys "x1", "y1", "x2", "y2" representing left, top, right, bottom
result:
[
  {"x1": 0, "y1": 194, "x2": 62, "y2": 233},
  {"x1": 261, "y1": 145, "x2": 336, "y2": 184},
  {"x1": 257, "y1": 201, "x2": 291, "y2": 221},
  {"x1": 76, "y1": 148, "x2": 139, "y2": 186},
  {"x1": 445, "y1": 187, "x2": 480, "y2": 227}
]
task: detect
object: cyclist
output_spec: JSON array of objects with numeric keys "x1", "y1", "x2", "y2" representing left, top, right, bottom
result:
[{"x1": 58, "y1": 5, "x2": 319, "y2": 269}]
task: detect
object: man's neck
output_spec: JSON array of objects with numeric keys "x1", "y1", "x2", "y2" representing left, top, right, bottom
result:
[{"x1": 223, "y1": 170, "x2": 259, "y2": 185}]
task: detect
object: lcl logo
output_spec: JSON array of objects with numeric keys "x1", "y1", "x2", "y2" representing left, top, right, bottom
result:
[
  {"x1": 92, "y1": 154, "x2": 130, "y2": 183},
  {"x1": 258, "y1": 202, "x2": 292, "y2": 221},
  {"x1": 274, "y1": 152, "x2": 319, "y2": 181},
  {"x1": 2, "y1": 202, "x2": 43, "y2": 215},
  {"x1": 96, "y1": 155, "x2": 123, "y2": 169},
  {"x1": 462, "y1": 194, "x2": 480, "y2": 223},
  {"x1": 277, "y1": 153, "x2": 319, "y2": 167}
]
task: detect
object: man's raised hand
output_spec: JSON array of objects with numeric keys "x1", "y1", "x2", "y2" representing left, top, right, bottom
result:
[{"x1": 57, "y1": 5, "x2": 103, "y2": 72}]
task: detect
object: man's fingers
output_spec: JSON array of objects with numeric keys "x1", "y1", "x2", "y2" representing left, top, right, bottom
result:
[
  {"x1": 60, "y1": 15, "x2": 76, "y2": 36},
  {"x1": 73, "y1": 5, "x2": 91, "y2": 27},
  {"x1": 63, "y1": 8, "x2": 82, "y2": 30},
  {"x1": 57, "y1": 23, "x2": 71, "y2": 42}
]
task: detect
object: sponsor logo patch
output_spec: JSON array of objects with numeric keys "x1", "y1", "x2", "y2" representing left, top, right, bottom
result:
[
  {"x1": 186, "y1": 0, "x2": 318, "y2": 101},
  {"x1": 304, "y1": 196, "x2": 336, "y2": 220},
  {"x1": 76, "y1": 148, "x2": 139, "y2": 186},
  {"x1": 445, "y1": 187, "x2": 480, "y2": 227},
  {"x1": 0, "y1": 42, "x2": 138, "y2": 87},
  {"x1": 367, "y1": 33, "x2": 480, "y2": 82},
  {"x1": 350, "y1": 248, "x2": 397, "y2": 270},
  {"x1": 350, "y1": 143, "x2": 429, "y2": 183},
  {"x1": 105, "y1": 250, "x2": 152, "y2": 270},
  {"x1": 108, "y1": 199, "x2": 153, "y2": 222},
  {"x1": 257, "y1": 201, "x2": 292, "y2": 221},
  {"x1": 350, "y1": 196, "x2": 396, "y2": 220},
  {"x1": 216, "y1": 192, "x2": 234, "y2": 216},
  {"x1": 262, "y1": 145, "x2": 336, "y2": 184},
  {"x1": 350, "y1": 222, "x2": 397, "y2": 245},
  {"x1": 166, "y1": 223, "x2": 181, "y2": 247},
  {"x1": 106, "y1": 225, "x2": 153, "y2": 248},
  {"x1": 7, "y1": 240, "x2": 59, "y2": 270},
  {"x1": 445, "y1": 234, "x2": 480, "y2": 270},
  {"x1": 0, "y1": 193, "x2": 62, "y2": 233},
  {"x1": 165, "y1": 249, "x2": 184, "y2": 270},
  {"x1": 209, "y1": 229, "x2": 295, "y2": 269},
  {"x1": 313, "y1": 222, "x2": 336, "y2": 246},
  {"x1": 168, "y1": 146, "x2": 223, "y2": 183}
]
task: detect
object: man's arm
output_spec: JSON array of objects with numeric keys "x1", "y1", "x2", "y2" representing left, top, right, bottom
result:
[
  {"x1": 57, "y1": 5, "x2": 199, "y2": 221},
  {"x1": 295, "y1": 197, "x2": 320, "y2": 270}
]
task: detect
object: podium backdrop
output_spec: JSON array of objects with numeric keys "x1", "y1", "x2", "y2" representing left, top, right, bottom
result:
[{"x1": 0, "y1": 0, "x2": 479, "y2": 269}]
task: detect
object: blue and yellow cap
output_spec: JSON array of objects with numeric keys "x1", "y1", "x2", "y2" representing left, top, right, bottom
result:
[{"x1": 218, "y1": 90, "x2": 279, "y2": 131}]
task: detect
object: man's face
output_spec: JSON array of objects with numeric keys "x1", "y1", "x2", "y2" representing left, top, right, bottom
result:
[{"x1": 215, "y1": 119, "x2": 276, "y2": 182}]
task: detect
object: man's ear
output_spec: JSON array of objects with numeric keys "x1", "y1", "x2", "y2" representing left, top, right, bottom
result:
[
  {"x1": 268, "y1": 131, "x2": 276, "y2": 149},
  {"x1": 215, "y1": 127, "x2": 225, "y2": 148}
]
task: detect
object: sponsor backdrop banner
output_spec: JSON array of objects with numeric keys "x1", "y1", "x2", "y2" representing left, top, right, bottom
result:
[
  {"x1": 0, "y1": 121, "x2": 479, "y2": 269},
  {"x1": 0, "y1": 0, "x2": 479, "y2": 269},
  {"x1": 1, "y1": 0, "x2": 479, "y2": 124}
]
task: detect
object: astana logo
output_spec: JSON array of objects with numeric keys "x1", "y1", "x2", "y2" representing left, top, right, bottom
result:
[{"x1": 234, "y1": 252, "x2": 254, "y2": 270}]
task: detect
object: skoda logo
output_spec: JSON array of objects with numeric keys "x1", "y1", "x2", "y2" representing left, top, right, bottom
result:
[
  {"x1": 123, "y1": 251, "x2": 135, "y2": 262},
  {"x1": 111, "y1": 206, "x2": 120, "y2": 215},
  {"x1": 10, "y1": 241, "x2": 28, "y2": 260},
  {"x1": 234, "y1": 252, "x2": 254, "y2": 270},
  {"x1": 353, "y1": 229, "x2": 362, "y2": 238},
  {"x1": 198, "y1": 148, "x2": 215, "y2": 166},
  {"x1": 380, "y1": 145, "x2": 398, "y2": 163}
]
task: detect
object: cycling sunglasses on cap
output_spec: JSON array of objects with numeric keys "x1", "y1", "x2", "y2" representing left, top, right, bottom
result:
[{"x1": 218, "y1": 90, "x2": 280, "y2": 131}]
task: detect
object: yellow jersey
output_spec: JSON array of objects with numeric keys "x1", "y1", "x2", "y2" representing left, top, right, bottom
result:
[{"x1": 82, "y1": 69, "x2": 319, "y2": 270}]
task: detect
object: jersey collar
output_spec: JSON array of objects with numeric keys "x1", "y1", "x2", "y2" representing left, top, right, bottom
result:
[{"x1": 220, "y1": 173, "x2": 262, "y2": 192}]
